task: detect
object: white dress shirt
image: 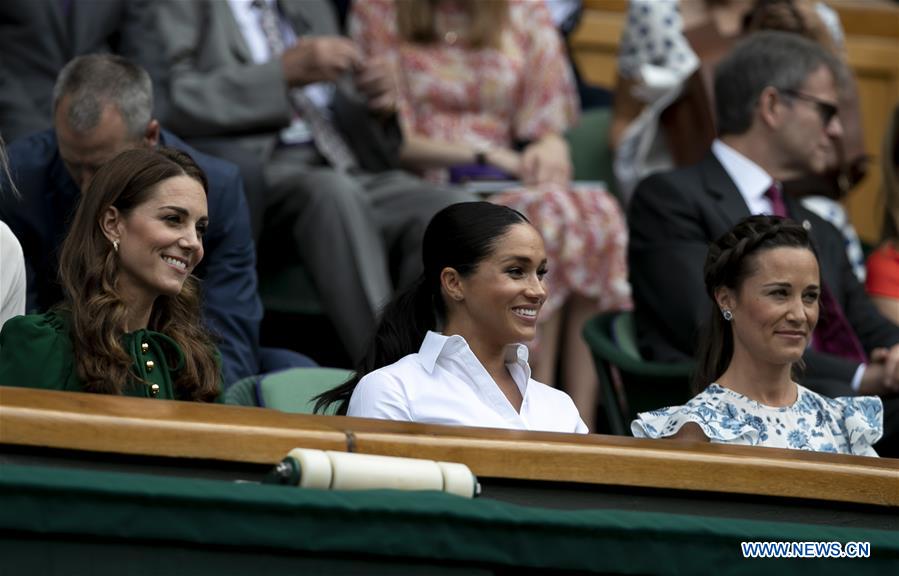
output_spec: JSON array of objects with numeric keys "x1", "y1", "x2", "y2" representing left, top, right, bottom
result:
[
  {"x1": 711, "y1": 139, "x2": 779, "y2": 216},
  {"x1": 227, "y1": 0, "x2": 334, "y2": 143},
  {"x1": 348, "y1": 331, "x2": 589, "y2": 434}
]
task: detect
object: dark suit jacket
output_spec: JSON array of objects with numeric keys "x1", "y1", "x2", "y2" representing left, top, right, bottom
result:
[
  {"x1": 0, "y1": 0, "x2": 159, "y2": 142},
  {"x1": 0, "y1": 129, "x2": 263, "y2": 386},
  {"x1": 628, "y1": 152, "x2": 899, "y2": 395},
  {"x1": 153, "y1": 0, "x2": 400, "y2": 172}
]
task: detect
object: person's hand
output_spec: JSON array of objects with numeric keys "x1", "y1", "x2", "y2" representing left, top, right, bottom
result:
[
  {"x1": 281, "y1": 37, "x2": 363, "y2": 87},
  {"x1": 484, "y1": 146, "x2": 523, "y2": 178},
  {"x1": 354, "y1": 56, "x2": 397, "y2": 114},
  {"x1": 859, "y1": 344, "x2": 899, "y2": 395},
  {"x1": 520, "y1": 134, "x2": 571, "y2": 187},
  {"x1": 872, "y1": 345, "x2": 899, "y2": 393}
]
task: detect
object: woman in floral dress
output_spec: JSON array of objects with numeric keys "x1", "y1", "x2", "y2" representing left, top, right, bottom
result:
[
  {"x1": 350, "y1": 0, "x2": 631, "y2": 430},
  {"x1": 632, "y1": 216, "x2": 882, "y2": 456}
]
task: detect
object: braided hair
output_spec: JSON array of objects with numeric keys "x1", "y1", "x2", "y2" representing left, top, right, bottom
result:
[{"x1": 694, "y1": 215, "x2": 818, "y2": 390}]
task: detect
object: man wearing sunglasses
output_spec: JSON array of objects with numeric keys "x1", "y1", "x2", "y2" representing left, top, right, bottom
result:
[{"x1": 628, "y1": 31, "x2": 899, "y2": 455}]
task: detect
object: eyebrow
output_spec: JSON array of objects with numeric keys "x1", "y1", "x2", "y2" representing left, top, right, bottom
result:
[
  {"x1": 499, "y1": 255, "x2": 547, "y2": 265},
  {"x1": 159, "y1": 205, "x2": 208, "y2": 222},
  {"x1": 762, "y1": 282, "x2": 820, "y2": 290}
]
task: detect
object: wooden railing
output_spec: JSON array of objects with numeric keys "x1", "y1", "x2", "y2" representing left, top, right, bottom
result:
[
  {"x1": 2, "y1": 386, "x2": 897, "y2": 507},
  {"x1": 570, "y1": 0, "x2": 899, "y2": 244}
]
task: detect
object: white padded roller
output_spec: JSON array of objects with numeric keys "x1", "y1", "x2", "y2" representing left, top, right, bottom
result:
[
  {"x1": 327, "y1": 451, "x2": 444, "y2": 491},
  {"x1": 437, "y1": 461, "x2": 478, "y2": 498},
  {"x1": 282, "y1": 448, "x2": 477, "y2": 498},
  {"x1": 288, "y1": 447, "x2": 332, "y2": 489}
]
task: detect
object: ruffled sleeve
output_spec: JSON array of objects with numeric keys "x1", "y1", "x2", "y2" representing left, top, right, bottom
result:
[
  {"x1": 631, "y1": 385, "x2": 769, "y2": 444},
  {"x1": 0, "y1": 311, "x2": 78, "y2": 391},
  {"x1": 829, "y1": 396, "x2": 883, "y2": 457}
]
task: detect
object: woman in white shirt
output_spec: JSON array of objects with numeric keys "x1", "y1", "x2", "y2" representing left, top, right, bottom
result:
[{"x1": 314, "y1": 201, "x2": 587, "y2": 433}]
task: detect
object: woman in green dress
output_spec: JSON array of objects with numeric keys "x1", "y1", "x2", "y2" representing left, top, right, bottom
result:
[{"x1": 0, "y1": 147, "x2": 220, "y2": 401}]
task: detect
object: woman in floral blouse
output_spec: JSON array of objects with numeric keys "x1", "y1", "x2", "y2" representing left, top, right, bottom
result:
[
  {"x1": 350, "y1": 0, "x2": 632, "y2": 430},
  {"x1": 632, "y1": 216, "x2": 882, "y2": 456}
]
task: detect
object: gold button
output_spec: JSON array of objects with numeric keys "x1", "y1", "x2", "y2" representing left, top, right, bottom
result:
[
  {"x1": 146, "y1": 360, "x2": 155, "y2": 372},
  {"x1": 141, "y1": 342, "x2": 149, "y2": 354},
  {"x1": 150, "y1": 384, "x2": 160, "y2": 398}
]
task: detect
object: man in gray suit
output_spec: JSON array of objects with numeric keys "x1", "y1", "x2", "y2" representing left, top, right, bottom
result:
[{"x1": 152, "y1": 0, "x2": 472, "y2": 364}]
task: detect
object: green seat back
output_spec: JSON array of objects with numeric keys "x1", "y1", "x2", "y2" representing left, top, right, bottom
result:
[
  {"x1": 260, "y1": 367, "x2": 353, "y2": 415},
  {"x1": 564, "y1": 108, "x2": 617, "y2": 199},
  {"x1": 222, "y1": 367, "x2": 352, "y2": 415},
  {"x1": 583, "y1": 311, "x2": 694, "y2": 435}
]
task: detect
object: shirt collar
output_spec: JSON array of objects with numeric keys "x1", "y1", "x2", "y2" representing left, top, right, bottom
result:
[
  {"x1": 712, "y1": 139, "x2": 776, "y2": 207},
  {"x1": 419, "y1": 331, "x2": 531, "y2": 376}
]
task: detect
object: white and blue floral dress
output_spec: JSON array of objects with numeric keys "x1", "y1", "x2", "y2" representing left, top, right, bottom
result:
[{"x1": 631, "y1": 384, "x2": 883, "y2": 457}]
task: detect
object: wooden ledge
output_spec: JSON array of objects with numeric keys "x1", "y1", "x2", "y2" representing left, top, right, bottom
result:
[{"x1": 1, "y1": 387, "x2": 897, "y2": 507}]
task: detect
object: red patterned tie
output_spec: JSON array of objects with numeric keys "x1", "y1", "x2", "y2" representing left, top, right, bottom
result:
[
  {"x1": 765, "y1": 182, "x2": 866, "y2": 364},
  {"x1": 253, "y1": 0, "x2": 357, "y2": 172},
  {"x1": 764, "y1": 182, "x2": 788, "y2": 218}
]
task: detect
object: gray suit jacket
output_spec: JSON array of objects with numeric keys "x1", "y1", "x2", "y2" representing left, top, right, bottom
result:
[
  {"x1": 628, "y1": 152, "x2": 899, "y2": 396},
  {"x1": 0, "y1": 0, "x2": 155, "y2": 142},
  {"x1": 153, "y1": 0, "x2": 399, "y2": 171}
]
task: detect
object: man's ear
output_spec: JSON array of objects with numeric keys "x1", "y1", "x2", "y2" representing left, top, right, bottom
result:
[
  {"x1": 440, "y1": 267, "x2": 464, "y2": 303},
  {"x1": 143, "y1": 119, "x2": 161, "y2": 147},
  {"x1": 714, "y1": 286, "x2": 735, "y2": 314},
  {"x1": 100, "y1": 206, "x2": 123, "y2": 244},
  {"x1": 757, "y1": 85, "x2": 784, "y2": 129}
]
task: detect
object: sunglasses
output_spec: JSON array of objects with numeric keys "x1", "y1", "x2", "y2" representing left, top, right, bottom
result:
[{"x1": 780, "y1": 89, "x2": 839, "y2": 126}]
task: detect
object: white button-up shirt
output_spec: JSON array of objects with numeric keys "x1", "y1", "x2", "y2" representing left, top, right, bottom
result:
[
  {"x1": 712, "y1": 139, "x2": 777, "y2": 216},
  {"x1": 348, "y1": 331, "x2": 588, "y2": 434}
]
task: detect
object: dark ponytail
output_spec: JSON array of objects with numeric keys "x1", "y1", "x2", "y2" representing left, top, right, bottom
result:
[
  {"x1": 314, "y1": 201, "x2": 529, "y2": 414},
  {"x1": 694, "y1": 215, "x2": 817, "y2": 390},
  {"x1": 313, "y1": 277, "x2": 436, "y2": 414}
]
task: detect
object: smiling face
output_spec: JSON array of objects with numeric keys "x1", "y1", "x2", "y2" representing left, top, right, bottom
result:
[
  {"x1": 443, "y1": 223, "x2": 548, "y2": 350},
  {"x1": 105, "y1": 175, "x2": 208, "y2": 308},
  {"x1": 717, "y1": 247, "x2": 820, "y2": 367}
]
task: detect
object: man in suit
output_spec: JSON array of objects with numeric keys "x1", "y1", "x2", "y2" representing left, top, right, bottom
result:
[
  {"x1": 151, "y1": 0, "x2": 474, "y2": 365},
  {"x1": 628, "y1": 32, "x2": 899, "y2": 451},
  {"x1": 0, "y1": 0, "x2": 160, "y2": 142},
  {"x1": 0, "y1": 54, "x2": 313, "y2": 387}
]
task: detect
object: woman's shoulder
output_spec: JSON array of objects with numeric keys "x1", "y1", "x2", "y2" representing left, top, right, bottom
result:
[
  {"x1": 0, "y1": 310, "x2": 76, "y2": 389},
  {"x1": 1, "y1": 309, "x2": 70, "y2": 340},
  {"x1": 527, "y1": 378, "x2": 579, "y2": 406},
  {"x1": 631, "y1": 384, "x2": 760, "y2": 442},
  {"x1": 798, "y1": 385, "x2": 883, "y2": 428},
  {"x1": 793, "y1": 386, "x2": 883, "y2": 456},
  {"x1": 355, "y1": 352, "x2": 428, "y2": 394}
]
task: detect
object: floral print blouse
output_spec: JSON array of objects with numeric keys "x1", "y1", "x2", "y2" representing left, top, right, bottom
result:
[{"x1": 632, "y1": 383, "x2": 883, "y2": 457}]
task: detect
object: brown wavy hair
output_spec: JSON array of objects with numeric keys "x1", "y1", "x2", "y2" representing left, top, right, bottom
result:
[
  {"x1": 396, "y1": 0, "x2": 508, "y2": 49},
  {"x1": 58, "y1": 147, "x2": 219, "y2": 401}
]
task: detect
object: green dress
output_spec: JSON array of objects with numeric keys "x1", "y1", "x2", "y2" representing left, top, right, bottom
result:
[{"x1": 0, "y1": 310, "x2": 214, "y2": 400}]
